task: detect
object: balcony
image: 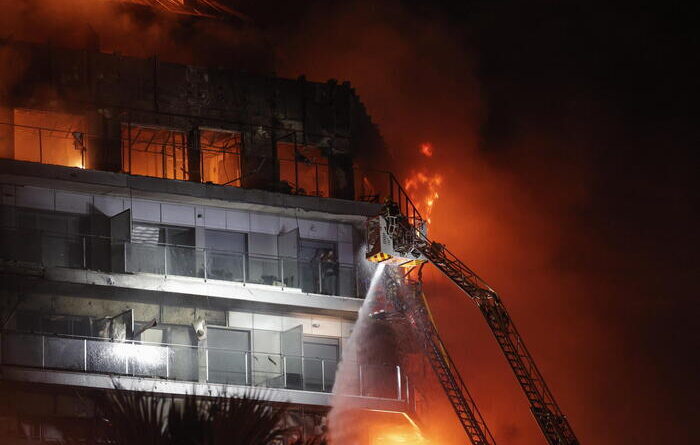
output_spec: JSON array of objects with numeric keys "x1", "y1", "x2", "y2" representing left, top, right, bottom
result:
[
  {"x1": 0, "y1": 331, "x2": 406, "y2": 400},
  {"x1": 0, "y1": 226, "x2": 357, "y2": 297},
  {"x1": 0, "y1": 118, "x2": 418, "y2": 213}
]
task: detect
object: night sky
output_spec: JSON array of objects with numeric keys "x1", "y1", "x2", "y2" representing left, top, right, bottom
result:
[{"x1": 235, "y1": 1, "x2": 699, "y2": 443}]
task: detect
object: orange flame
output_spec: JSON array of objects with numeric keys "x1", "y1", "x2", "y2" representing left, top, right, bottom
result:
[{"x1": 404, "y1": 143, "x2": 442, "y2": 225}]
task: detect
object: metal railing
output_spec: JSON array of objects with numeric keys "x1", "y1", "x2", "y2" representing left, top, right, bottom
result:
[
  {"x1": 354, "y1": 168, "x2": 425, "y2": 227},
  {"x1": 0, "y1": 331, "x2": 406, "y2": 399},
  {"x1": 0, "y1": 226, "x2": 357, "y2": 297},
  {"x1": 0, "y1": 120, "x2": 86, "y2": 169},
  {"x1": 1, "y1": 120, "x2": 418, "y2": 211}
]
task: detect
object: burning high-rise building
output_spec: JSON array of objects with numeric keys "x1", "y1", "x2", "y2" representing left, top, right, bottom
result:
[{"x1": 0, "y1": 2, "x2": 423, "y2": 443}]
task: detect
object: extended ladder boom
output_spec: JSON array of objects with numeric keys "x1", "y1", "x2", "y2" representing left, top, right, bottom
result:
[
  {"x1": 383, "y1": 270, "x2": 495, "y2": 445},
  {"x1": 385, "y1": 209, "x2": 579, "y2": 445}
]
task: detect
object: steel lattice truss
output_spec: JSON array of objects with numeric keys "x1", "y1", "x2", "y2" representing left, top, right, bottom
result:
[
  {"x1": 382, "y1": 205, "x2": 579, "y2": 445},
  {"x1": 383, "y1": 269, "x2": 495, "y2": 445}
]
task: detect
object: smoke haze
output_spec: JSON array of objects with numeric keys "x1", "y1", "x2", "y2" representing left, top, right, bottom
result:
[{"x1": 260, "y1": 1, "x2": 699, "y2": 443}]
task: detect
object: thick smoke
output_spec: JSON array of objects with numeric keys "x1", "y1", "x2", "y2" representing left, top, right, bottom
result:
[
  {"x1": 268, "y1": 1, "x2": 699, "y2": 444},
  {"x1": 0, "y1": 0, "x2": 271, "y2": 72}
]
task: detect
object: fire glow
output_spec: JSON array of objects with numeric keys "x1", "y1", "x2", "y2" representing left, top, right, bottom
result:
[{"x1": 404, "y1": 143, "x2": 442, "y2": 224}]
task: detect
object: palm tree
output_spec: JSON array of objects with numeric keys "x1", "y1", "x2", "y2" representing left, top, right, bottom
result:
[{"x1": 90, "y1": 388, "x2": 290, "y2": 445}]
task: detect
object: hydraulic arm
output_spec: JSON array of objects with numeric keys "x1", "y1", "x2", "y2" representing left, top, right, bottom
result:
[{"x1": 369, "y1": 203, "x2": 579, "y2": 445}]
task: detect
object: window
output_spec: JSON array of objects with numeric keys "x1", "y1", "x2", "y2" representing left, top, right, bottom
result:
[
  {"x1": 132, "y1": 223, "x2": 195, "y2": 246},
  {"x1": 277, "y1": 143, "x2": 329, "y2": 197},
  {"x1": 10, "y1": 109, "x2": 86, "y2": 168},
  {"x1": 200, "y1": 129, "x2": 242, "y2": 186},
  {"x1": 122, "y1": 124, "x2": 188, "y2": 180}
]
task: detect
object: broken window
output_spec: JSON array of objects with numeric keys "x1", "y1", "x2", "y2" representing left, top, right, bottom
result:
[
  {"x1": 11, "y1": 109, "x2": 86, "y2": 168},
  {"x1": 121, "y1": 124, "x2": 188, "y2": 180},
  {"x1": 277, "y1": 142, "x2": 329, "y2": 197},
  {"x1": 200, "y1": 128, "x2": 242, "y2": 186}
]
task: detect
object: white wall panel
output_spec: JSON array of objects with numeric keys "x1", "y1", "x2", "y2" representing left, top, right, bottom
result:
[
  {"x1": 131, "y1": 199, "x2": 160, "y2": 222},
  {"x1": 298, "y1": 219, "x2": 337, "y2": 241},
  {"x1": 338, "y1": 242, "x2": 354, "y2": 264},
  {"x1": 282, "y1": 315, "x2": 312, "y2": 332},
  {"x1": 93, "y1": 195, "x2": 124, "y2": 217},
  {"x1": 194, "y1": 207, "x2": 205, "y2": 227},
  {"x1": 55, "y1": 191, "x2": 92, "y2": 215},
  {"x1": 253, "y1": 314, "x2": 282, "y2": 331},
  {"x1": 15, "y1": 186, "x2": 53, "y2": 210},
  {"x1": 204, "y1": 207, "x2": 226, "y2": 229},
  {"x1": 228, "y1": 311, "x2": 253, "y2": 329},
  {"x1": 338, "y1": 224, "x2": 353, "y2": 242},
  {"x1": 279, "y1": 216, "x2": 298, "y2": 232},
  {"x1": 310, "y1": 316, "x2": 341, "y2": 337},
  {"x1": 162, "y1": 203, "x2": 195, "y2": 226},
  {"x1": 226, "y1": 209, "x2": 250, "y2": 232},
  {"x1": 250, "y1": 212, "x2": 280, "y2": 235}
]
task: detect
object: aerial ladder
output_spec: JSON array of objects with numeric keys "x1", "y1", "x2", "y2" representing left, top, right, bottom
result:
[
  {"x1": 380, "y1": 266, "x2": 496, "y2": 445},
  {"x1": 366, "y1": 199, "x2": 579, "y2": 445}
]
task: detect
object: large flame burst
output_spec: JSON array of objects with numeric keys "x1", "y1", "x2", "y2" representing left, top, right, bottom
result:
[{"x1": 404, "y1": 143, "x2": 443, "y2": 224}]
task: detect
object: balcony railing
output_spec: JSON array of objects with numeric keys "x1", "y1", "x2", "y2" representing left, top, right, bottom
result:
[
  {"x1": 0, "y1": 226, "x2": 358, "y2": 297},
  {"x1": 0, "y1": 331, "x2": 406, "y2": 400},
  {"x1": 0, "y1": 120, "x2": 419, "y2": 214}
]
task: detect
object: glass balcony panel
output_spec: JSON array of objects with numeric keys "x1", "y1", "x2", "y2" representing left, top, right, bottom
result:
[
  {"x1": 248, "y1": 256, "x2": 280, "y2": 285},
  {"x1": 125, "y1": 243, "x2": 165, "y2": 274},
  {"x1": 85, "y1": 340, "x2": 127, "y2": 374},
  {"x1": 206, "y1": 250, "x2": 244, "y2": 282},
  {"x1": 299, "y1": 261, "x2": 343, "y2": 295},
  {"x1": 45, "y1": 336, "x2": 84, "y2": 370},
  {"x1": 280, "y1": 258, "x2": 299, "y2": 288},
  {"x1": 323, "y1": 359, "x2": 338, "y2": 392},
  {"x1": 252, "y1": 352, "x2": 284, "y2": 388},
  {"x1": 299, "y1": 261, "x2": 318, "y2": 293},
  {"x1": 166, "y1": 245, "x2": 201, "y2": 278},
  {"x1": 208, "y1": 349, "x2": 248, "y2": 385},
  {"x1": 283, "y1": 356, "x2": 303, "y2": 390},
  {"x1": 169, "y1": 344, "x2": 198, "y2": 382},
  {"x1": 302, "y1": 358, "x2": 325, "y2": 392},
  {"x1": 319, "y1": 263, "x2": 338, "y2": 295},
  {"x1": 1, "y1": 333, "x2": 42, "y2": 367},
  {"x1": 339, "y1": 265, "x2": 356, "y2": 298},
  {"x1": 128, "y1": 343, "x2": 168, "y2": 378}
]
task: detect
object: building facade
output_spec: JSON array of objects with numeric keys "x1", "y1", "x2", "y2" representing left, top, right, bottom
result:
[{"x1": 0, "y1": 37, "x2": 412, "y2": 443}]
